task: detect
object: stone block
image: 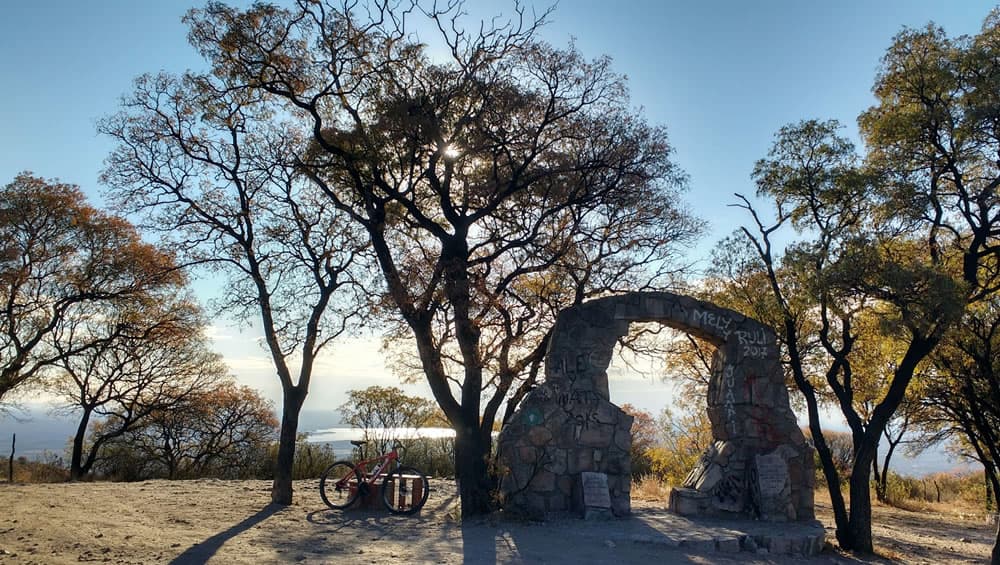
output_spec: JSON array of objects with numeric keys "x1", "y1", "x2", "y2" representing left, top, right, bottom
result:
[
  {"x1": 568, "y1": 448, "x2": 593, "y2": 474},
  {"x1": 679, "y1": 537, "x2": 716, "y2": 552},
  {"x1": 547, "y1": 449, "x2": 567, "y2": 474},
  {"x1": 716, "y1": 537, "x2": 740, "y2": 553},
  {"x1": 527, "y1": 425, "x2": 553, "y2": 446},
  {"x1": 584, "y1": 507, "x2": 612, "y2": 520},
  {"x1": 611, "y1": 493, "x2": 631, "y2": 516},
  {"x1": 548, "y1": 493, "x2": 566, "y2": 512},
  {"x1": 605, "y1": 452, "x2": 627, "y2": 475},
  {"x1": 595, "y1": 401, "x2": 619, "y2": 423},
  {"x1": 613, "y1": 427, "x2": 631, "y2": 451},
  {"x1": 579, "y1": 426, "x2": 613, "y2": 447},
  {"x1": 530, "y1": 470, "x2": 556, "y2": 492},
  {"x1": 518, "y1": 445, "x2": 538, "y2": 463},
  {"x1": 694, "y1": 463, "x2": 723, "y2": 491},
  {"x1": 768, "y1": 536, "x2": 792, "y2": 555},
  {"x1": 668, "y1": 487, "x2": 709, "y2": 516}
]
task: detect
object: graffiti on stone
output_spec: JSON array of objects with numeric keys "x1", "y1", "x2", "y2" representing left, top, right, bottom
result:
[
  {"x1": 557, "y1": 389, "x2": 600, "y2": 430},
  {"x1": 690, "y1": 309, "x2": 734, "y2": 338},
  {"x1": 714, "y1": 472, "x2": 742, "y2": 506},
  {"x1": 735, "y1": 328, "x2": 770, "y2": 359},
  {"x1": 722, "y1": 365, "x2": 737, "y2": 435},
  {"x1": 552, "y1": 352, "x2": 589, "y2": 382}
]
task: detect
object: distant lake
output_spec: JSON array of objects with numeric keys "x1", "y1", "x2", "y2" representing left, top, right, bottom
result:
[{"x1": 305, "y1": 426, "x2": 455, "y2": 456}]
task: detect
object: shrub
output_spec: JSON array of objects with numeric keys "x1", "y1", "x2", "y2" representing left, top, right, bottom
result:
[
  {"x1": 289, "y1": 440, "x2": 338, "y2": 479},
  {"x1": 399, "y1": 436, "x2": 455, "y2": 478},
  {"x1": 643, "y1": 406, "x2": 712, "y2": 487},
  {"x1": 5, "y1": 453, "x2": 69, "y2": 483}
]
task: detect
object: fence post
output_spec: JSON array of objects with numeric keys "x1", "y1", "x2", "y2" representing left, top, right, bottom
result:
[{"x1": 7, "y1": 433, "x2": 14, "y2": 482}]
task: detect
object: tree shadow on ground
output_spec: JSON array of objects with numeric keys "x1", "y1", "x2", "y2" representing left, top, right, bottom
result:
[{"x1": 169, "y1": 503, "x2": 283, "y2": 564}]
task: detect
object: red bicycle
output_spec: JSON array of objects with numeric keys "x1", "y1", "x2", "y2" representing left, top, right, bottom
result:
[{"x1": 319, "y1": 440, "x2": 429, "y2": 514}]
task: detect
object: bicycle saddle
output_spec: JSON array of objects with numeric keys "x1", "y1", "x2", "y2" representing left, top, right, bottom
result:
[{"x1": 350, "y1": 440, "x2": 368, "y2": 447}]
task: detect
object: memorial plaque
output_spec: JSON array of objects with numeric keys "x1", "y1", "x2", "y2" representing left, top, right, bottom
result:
[
  {"x1": 581, "y1": 471, "x2": 612, "y2": 508},
  {"x1": 755, "y1": 453, "x2": 789, "y2": 497}
]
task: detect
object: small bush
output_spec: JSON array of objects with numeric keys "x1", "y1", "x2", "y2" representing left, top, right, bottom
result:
[
  {"x1": 632, "y1": 474, "x2": 672, "y2": 501},
  {"x1": 5, "y1": 453, "x2": 69, "y2": 483},
  {"x1": 290, "y1": 441, "x2": 338, "y2": 479},
  {"x1": 399, "y1": 437, "x2": 455, "y2": 478},
  {"x1": 876, "y1": 470, "x2": 993, "y2": 516},
  {"x1": 883, "y1": 471, "x2": 921, "y2": 506}
]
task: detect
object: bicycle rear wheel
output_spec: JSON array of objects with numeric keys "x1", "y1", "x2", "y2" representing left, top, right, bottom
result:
[
  {"x1": 381, "y1": 465, "x2": 429, "y2": 515},
  {"x1": 319, "y1": 461, "x2": 362, "y2": 510}
]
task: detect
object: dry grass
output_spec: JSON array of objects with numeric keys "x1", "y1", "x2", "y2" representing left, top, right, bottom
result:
[
  {"x1": 630, "y1": 474, "x2": 674, "y2": 501},
  {"x1": 2, "y1": 456, "x2": 68, "y2": 483}
]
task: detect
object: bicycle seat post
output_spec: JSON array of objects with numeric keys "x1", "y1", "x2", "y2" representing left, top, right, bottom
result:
[{"x1": 350, "y1": 439, "x2": 368, "y2": 461}]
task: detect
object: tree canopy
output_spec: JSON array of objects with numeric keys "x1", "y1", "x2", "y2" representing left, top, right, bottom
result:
[
  {"x1": 711, "y1": 10, "x2": 1000, "y2": 554},
  {"x1": 175, "y1": 0, "x2": 702, "y2": 514},
  {"x1": 0, "y1": 173, "x2": 182, "y2": 404}
]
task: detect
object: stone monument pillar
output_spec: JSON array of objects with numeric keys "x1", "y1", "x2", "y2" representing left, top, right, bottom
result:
[{"x1": 496, "y1": 292, "x2": 814, "y2": 522}]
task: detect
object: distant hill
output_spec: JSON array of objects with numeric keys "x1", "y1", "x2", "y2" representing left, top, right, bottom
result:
[{"x1": 0, "y1": 405, "x2": 345, "y2": 460}]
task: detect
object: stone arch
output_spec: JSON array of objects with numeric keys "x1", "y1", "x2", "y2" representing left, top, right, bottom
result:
[{"x1": 497, "y1": 291, "x2": 814, "y2": 521}]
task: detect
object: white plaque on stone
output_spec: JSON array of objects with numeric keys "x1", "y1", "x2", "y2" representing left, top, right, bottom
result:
[
  {"x1": 581, "y1": 471, "x2": 612, "y2": 508},
  {"x1": 755, "y1": 453, "x2": 789, "y2": 497}
]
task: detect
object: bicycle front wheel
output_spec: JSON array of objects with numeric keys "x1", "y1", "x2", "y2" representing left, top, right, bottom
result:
[
  {"x1": 319, "y1": 461, "x2": 362, "y2": 510},
  {"x1": 382, "y1": 466, "x2": 429, "y2": 515}
]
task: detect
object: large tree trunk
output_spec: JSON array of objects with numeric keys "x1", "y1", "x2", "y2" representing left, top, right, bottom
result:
[
  {"x1": 454, "y1": 421, "x2": 494, "y2": 516},
  {"x1": 783, "y1": 320, "x2": 851, "y2": 544},
  {"x1": 271, "y1": 386, "x2": 306, "y2": 505},
  {"x1": 844, "y1": 439, "x2": 878, "y2": 553},
  {"x1": 69, "y1": 407, "x2": 93, "y2": 481},
  {"x1": 872, "y1": 455, "x2": 886, "y2": 503},
  {"x1": 813, "y1": 421, "x2": 851, "y2": 546},
  {"x1": 992, "y1": 519, "x2": 999, "y2": 565},
  {"x1": 985, "y1": 468, "x2": 1000, "y2": 565}
]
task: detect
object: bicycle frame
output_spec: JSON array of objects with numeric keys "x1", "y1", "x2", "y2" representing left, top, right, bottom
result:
[
  {"x1": 360, "y1": 449, "x2": 400, "y2": 482},
  {"x1": 332, "y1": 447, "x2": 401, "y2": 489}
]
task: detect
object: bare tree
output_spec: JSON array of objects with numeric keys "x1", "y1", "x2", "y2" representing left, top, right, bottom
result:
[
  {"x1": 101, "y1": 72, "x2": 373, "y2": 503},
  {"x1": 48, "y1": 295, "x2": 227, "y2": 480},
  {"x1": 109, "y1": 380, "x2": 277, "y2": 479}
]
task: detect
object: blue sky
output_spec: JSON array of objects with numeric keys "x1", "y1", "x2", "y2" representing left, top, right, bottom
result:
[{"x1": 0, "y1": 2, "x2": 993, "y2": 418}]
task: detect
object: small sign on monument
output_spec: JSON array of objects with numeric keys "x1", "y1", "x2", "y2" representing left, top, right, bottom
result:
[
  {"x1": 580, "y1": 471, "x2": 611, "y2": 519},
  {"x1": 754, "y1": 453, "x2": 789, "y2": 497}
]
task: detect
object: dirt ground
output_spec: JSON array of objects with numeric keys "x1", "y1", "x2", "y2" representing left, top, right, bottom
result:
[{"x1": 0, "y1": 479, "x2": 994, "y2": 564}]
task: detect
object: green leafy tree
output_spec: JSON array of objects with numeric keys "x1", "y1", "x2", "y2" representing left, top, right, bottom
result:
[
  {"x1": 338, "y1": 386, "x2": 435, "y2": 457},
  {"x1": 620, "y1": 403, "x2": 657, "y2": 478},
  {"x1": 646, "y1": 406, "x2": 712, "y2": 487},
  {"x1": 101, "y1": 70, "x2": 374, "y2": 503},
  {"x1": 107, "y1": 381, "x2": 278, "y2": 479},
  {"x1": 724, "y1": 16, "x2": 1000, "y2": 548},
  {"x1": 725, "y1": 117, "x2": 972, "y2": 553},
  {"x1": 926, "y1": 298, "x2": 1000, "y2": 562}
]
